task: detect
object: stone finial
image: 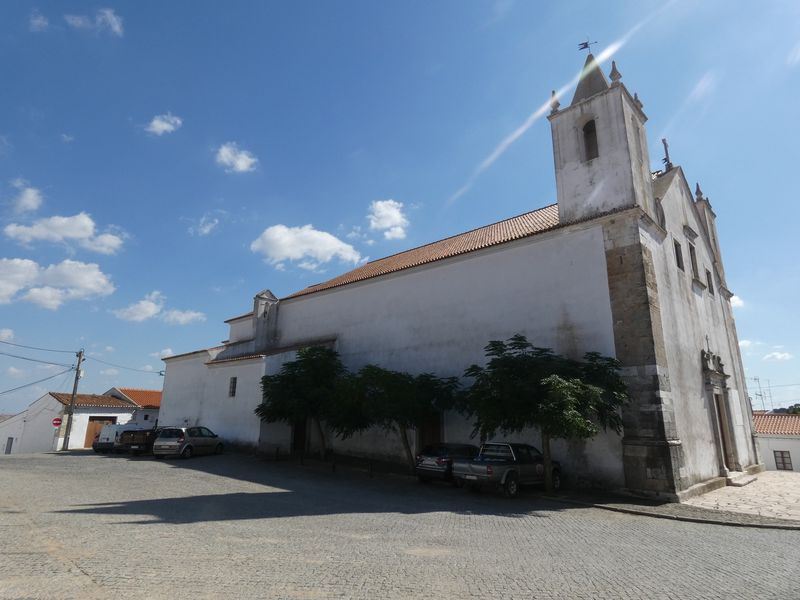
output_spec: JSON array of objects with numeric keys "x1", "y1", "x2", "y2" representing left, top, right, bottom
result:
[
  {"x1": 695, "y1": 183, "x2": 704, "y2": 200},
  {"x1": 633, "y1": 92, "x2": 643, "y2": 109},
  {"x1": 549, "y1": 90, "x2": 560, "y2": 114},
  {"x1": 609, "y1": 60, "x2": 622, "y2": 84}
]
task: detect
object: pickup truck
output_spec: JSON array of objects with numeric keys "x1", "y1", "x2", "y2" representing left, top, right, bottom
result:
[
  {"x1": 118, "y1": 428, "x2": 160, "y2": 455},
  {"x1": 452, "y1": 442, "x2": 561, "y2": 498}
]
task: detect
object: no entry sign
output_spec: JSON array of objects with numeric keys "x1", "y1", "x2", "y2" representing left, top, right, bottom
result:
[{"x1": 52, "y1": 417, "x2": 62, "y2": 428}]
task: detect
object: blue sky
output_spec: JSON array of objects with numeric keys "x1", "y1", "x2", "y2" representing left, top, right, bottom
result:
[{"x1": 1, "y1": 1, "x2": 799, "y2": 414}]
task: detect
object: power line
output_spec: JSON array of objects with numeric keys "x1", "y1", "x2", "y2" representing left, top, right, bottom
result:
[
  {"x1": 85, "y1": 356, "x2": 164, "y2": 375},
  {"x1": 0, "y1": 350, "x2": 75, "y2": 369},
  {"x1": 0, "y1": 339, "x2": 76, "y2": 354},
  {"x1": 0, "y1": 368, "x2": 75, "y2": 397}
]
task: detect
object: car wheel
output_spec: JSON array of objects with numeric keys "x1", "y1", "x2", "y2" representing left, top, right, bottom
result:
[
  {"x1": 502, "y1": 473, "x2": 519, "y2": 498},
  {"x1": 214, "y1": 443, "x2": 224, "y2": 455},
  {"x1": 181, "y1": 446, "x2": 193, "y2": 459},
  {"x1": 551, "y1": 470, "x2": 562, "y2": 491}
]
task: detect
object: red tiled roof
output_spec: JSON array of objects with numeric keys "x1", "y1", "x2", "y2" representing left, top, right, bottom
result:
[
  {"x1": 117, "y1": 388, "x2": 162, "y2": 409},
  {"x1": 753, "y1": 413, "x2": 800, "y2": 436},
  {"x1": 286, "y1": 204, "x2": 560, "y2": 299},
  {"x1": 49, "y1": 393, "x2": 136, "y2": 410}
]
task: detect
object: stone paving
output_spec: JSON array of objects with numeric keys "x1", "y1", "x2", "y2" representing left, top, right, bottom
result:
[
  {"x1": 684, "y1": 470, "x2": 800, "y2": 521},
  {"x1": 1, "y1": 452, "x2": 799, "y2": 600}
]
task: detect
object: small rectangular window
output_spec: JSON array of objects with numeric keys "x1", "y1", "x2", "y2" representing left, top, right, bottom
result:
[
  {"x1": 774, "y1": 450, "x2": 793, "y2": 471},
  {"x1": 706, "y1": 269, "x2": 714, "y2": 295},
  {"x1": 689, "y1": 244, "x2": 699, "y2": 278},
  {"x1": 674, "y1": 241, "x2": 684, "y2": 271},
  {"x1": 228, "y1": 377, "x2": 237, "y2": 398}
]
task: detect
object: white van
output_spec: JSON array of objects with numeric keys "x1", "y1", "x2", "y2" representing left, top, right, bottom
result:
[{"x1": 93, "y1": 424, "x2": 126, "y2": 453}]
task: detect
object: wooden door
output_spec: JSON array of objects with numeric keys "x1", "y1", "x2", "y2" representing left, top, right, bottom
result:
[{"x1": 84, "y1": 416, "x2": 116, "y2": 448}]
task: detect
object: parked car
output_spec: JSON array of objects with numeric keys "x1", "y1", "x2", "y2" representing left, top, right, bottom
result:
[
  {"x1": 152, "y1": 426, "x2": 224, "y2": 459},
  {"x1": 119, "y1": 428, "x2": 161, "y2": 455},
  {"x1": 93, "y1": 424, "x2": 128, "y2": 453},
  {"x1": 452, "y1": 442, "x2": 561, "y2": 498},
  {"x1": 415, "y1": 443, "x2": 479, "y2": 483}
]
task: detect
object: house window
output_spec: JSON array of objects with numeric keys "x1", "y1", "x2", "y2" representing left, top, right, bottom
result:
[
  {"x1": 706, "y1": 269, "x2": 714, "y2": 295},
  {"x1": 228, "y1": 377, "x2": 237, "y2": 398},
  {"x1": 583, "y1": 120, "x2": 599, "y2": 161},
  {"x1": 689, "y1": 244, "x2": 699, "y2": 279},
  {"x1": 144, "y1": 414, "x2": 150, "y2": 421},
  {"x1": 674, "y1": 241, "x2": 684, "y2": 271},
  {"x1": 774, "y1": 450, "x2": 793, "y2": 471}
]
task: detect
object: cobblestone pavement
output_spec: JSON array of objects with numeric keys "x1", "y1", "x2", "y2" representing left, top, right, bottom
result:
[
  {"x1": 1, "y1": 452, "x2": 798, "y2": 600},
  {"x1": 684, "y1": 470, "x2": 800, "y2": 521}
]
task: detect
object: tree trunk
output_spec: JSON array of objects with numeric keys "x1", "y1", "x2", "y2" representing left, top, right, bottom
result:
[
  {"x1": 542, "y1": 431, "x2": 553, "y2": 493},
  {"x1": 399, "y1": 426, "x2": 415, "y2": 473},
  {"x1": 315, "y1": 417, "x2": 327, "y2": 460}
]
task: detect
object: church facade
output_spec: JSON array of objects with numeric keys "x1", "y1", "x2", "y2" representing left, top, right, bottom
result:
[{"x1": 160, "y1": 55, "x2": 760, "y2": 500}]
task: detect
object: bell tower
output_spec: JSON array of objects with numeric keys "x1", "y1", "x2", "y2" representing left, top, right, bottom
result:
[{"x1": 548, "y1": 55, "x2": 655, "y2": 223}]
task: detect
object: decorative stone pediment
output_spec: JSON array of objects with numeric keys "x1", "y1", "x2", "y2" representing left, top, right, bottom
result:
[{"x1": 701, "y1": 349, "x2": 729, "y2": 388}]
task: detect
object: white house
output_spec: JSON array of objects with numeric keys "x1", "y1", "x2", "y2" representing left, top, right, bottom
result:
[
  {"x1": 106, "y1": 387, "x2": 162, "y2": 426},
  {"x1": 160, "y1": 54, "x2": 761, "y2": 500},
  {"x1": 753, "y1": 413, "x2": 799, "y2": 471},
  {"x1": 0, "y1": 392, "x2": 136, "y2": 454}
]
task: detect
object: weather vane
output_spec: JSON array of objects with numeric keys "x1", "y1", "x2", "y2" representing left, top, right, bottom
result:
[{"x1": 578, "y1": 38, "x2": 597, "y2": 52}]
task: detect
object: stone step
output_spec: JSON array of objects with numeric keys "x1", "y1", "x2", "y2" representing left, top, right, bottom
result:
[{"x1": 726, "y1": 471, "x2": 757, "y2": 487}]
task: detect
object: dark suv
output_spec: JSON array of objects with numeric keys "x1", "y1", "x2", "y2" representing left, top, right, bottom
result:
[{"x1": 415, "y1": 443, "x2": 479, "y2": 484}]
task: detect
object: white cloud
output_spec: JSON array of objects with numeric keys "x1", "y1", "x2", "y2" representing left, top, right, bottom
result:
[
  {"x1": 739, "y1": 340, "x2": 752, "y2": 349},
  {"x1": 29, "y1": 11, "x2": 49, "y2": 32},
  {"x1": 4, "y1": 212, "x2": 124, "y2": 255},
  {"x1": 688, "y1": 72, "x2": 717, "y2": 103},
  {"x1": 6, "y1": 366, "x2": 25, "y2": 378},
  {"x1": 0, "y1": 258, "x2": 114, "y2": 309},
  {"x1": 215, "y1": 142, "x2": 258, "y2": 173},
  {"x1": 0, "y1": 328, "x2": 13, "y2": 342},
  {"x1": 250, "y1": 224, "x2": 362, "y2": 271},
  {"x1": 10, "y1": 179, "x2": 43, "y2": 213},
  {"x1": 145, "y1": 113, "x2": 183, "y2": 136},
  {"x1": 150, "y1": 348, "x2": 174, "y2": 359},
  {"x1": 162, "y1": 309, "x2": 206, "y2": 325},
  {"x1": 730, "y1": 295, "x2": 744, "y2": 308},
  {"x1": 112, "y1": 291, "x2": 205, "y2": 326},
  {"x1": 142, "y1": 365, "x2": 154, "y2": 372},
  {"x1": 99, "y1": 368, "x2": 119, "y2": 376},
  {"x1": 61, "y1": 133, "x2": 75, "y2": 143},
  {"x1": 112, "y1": 291, "x2": 164, "y2": 322},
  {"x1": 763, "y1": 352, "x2": 793, "y2": 362},
  {"x1": 367, "y1": 199, "x2": 409, "y2": 240},
  {"x1": 788, "y1": 42, "x2": 800, "y2": 67},
  {"x1": 65, "y1": 9, "x2": 123, "y2": 37},
  {"x1": 188, "y1": 211, "x2": 226, "y2": 236}
]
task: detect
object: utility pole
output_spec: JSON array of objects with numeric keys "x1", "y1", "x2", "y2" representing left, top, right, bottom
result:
[{"x1": 60, "y1": 349, "x2": 84, "y2": 451}]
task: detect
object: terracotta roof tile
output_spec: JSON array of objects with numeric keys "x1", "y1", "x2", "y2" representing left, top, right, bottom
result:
[
  {"x1": 117, "y1": 388, "x2": 162, "y2": 409},
  {"x1": 287, "y1": 204, "x2": 560, "y2": 299},
  {"x1": 49, "y1": 393, "x2": 136, "y2": 410},
  {"x1": 753, "y1": 413, "x2": 800, "y2": 436}
]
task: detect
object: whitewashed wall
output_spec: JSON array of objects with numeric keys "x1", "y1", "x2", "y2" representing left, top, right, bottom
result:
[
  {"x1": 645, "y1": 172, "x2": 757, "y2": 485},
  {"x1": 0, "y1": 412, "x2": 26, "y2": 454},
  {"x1": 273, "y1": 223, "x2": 622, "y2": 484},
  {"x1": 161, "y1": 349, "x2": 273, "y2": 448},
  {"x1": 757, "y1": 436, "x2": 800, "y2": 471}
]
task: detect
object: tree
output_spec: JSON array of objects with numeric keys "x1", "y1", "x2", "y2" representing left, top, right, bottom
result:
[
  {"x1": 462, "y1": 334, "x2": 628, "y2": 492},
  {"x1": 787, "y1": 403, "x2": 800, "y2": 415},
  {"x1": 336, "y1": 365, "x2": 459, "y2": 471},
  {"x1": 254, "y1": 346, "x2": 345, "y2": 459}
]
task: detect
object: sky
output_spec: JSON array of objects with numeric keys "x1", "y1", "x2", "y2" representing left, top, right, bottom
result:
[{"x1": 1, "y1": 1, "x2": 799, "y2": 414}]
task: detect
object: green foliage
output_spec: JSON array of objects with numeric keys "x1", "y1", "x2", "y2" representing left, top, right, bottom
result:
[
  {"x1": 461, "y1": 334, "x2": 628, "y2": 441},
  {"x1": 786, "y1": 403, "x2": 800, "y2": 415},
  {"x1": 255, "y1": 346, "x2": 345, "y2": 425}
]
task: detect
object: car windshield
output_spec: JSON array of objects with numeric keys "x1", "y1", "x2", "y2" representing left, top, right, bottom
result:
[
  {"x1": 480, "y1": 445, "x2": 513, "y2": 459},
  {"x1": 158, "y1": 429, "x2": 183, "y2": 439}
]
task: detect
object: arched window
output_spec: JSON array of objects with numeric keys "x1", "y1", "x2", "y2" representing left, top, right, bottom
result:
[{"x1": 583, "y1": 120, "x2": 599, "y2": 161}]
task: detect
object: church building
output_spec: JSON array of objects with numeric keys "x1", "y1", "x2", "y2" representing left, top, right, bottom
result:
[{"x1": 160, "y1": 54, "x2": 761, "y2": 500}]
